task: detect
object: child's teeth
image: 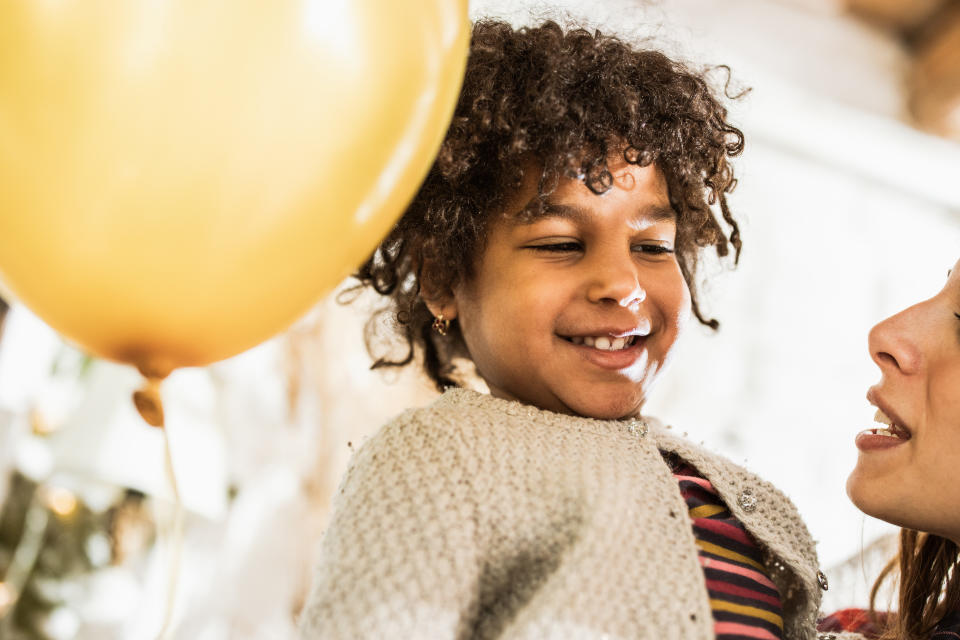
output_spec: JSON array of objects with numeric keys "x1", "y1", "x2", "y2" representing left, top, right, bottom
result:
[{"x1": 570, "y1": 335, "x2": 635, "y2": 350}]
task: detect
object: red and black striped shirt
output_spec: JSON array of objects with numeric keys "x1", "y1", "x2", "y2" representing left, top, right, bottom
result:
[
  {"x1": 818, "y1": 607, "x2": 960, "y2": 639},
  {"x1": 665, "y1": 453, "x2": 784, "y2": 640}
]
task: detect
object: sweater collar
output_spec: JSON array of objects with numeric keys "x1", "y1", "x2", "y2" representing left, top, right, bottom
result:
[{"x1": 435, "y1": 387, "x2": 666, "y2": 433}]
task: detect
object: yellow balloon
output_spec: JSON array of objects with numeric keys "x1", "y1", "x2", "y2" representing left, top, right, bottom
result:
[{"x1": 0, "y1": 0, "x2": 468, "y2": 379}]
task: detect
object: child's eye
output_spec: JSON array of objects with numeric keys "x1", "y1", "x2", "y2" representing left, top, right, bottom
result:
[
  {"x1": 528, "y1": 242, "x2": 583, "y2": 253},
  {"x1": 633, "y1": 243, "x2": 674, "y2": 255}
]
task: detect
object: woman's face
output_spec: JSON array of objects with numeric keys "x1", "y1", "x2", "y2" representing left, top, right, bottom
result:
[
  {"x1": 438, "y1": 159, "x2": 691, "y2": 420},
  {"x1": 847, "y1": 259, "x2": 960, "y2": 541}
]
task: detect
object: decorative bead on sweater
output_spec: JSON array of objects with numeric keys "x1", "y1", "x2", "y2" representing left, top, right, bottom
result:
[{"x1": 299, "y1": 389, "x2": 825, "y2": 639}]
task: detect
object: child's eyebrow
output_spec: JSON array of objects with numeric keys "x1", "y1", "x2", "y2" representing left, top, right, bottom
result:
[{"x1": 516, "y1": 201, "x2": 676, "y2": 225}]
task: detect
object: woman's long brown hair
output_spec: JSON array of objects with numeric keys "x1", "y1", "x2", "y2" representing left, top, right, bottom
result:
[{"x1": 871, "y1": 530, "x2": 960, "y2": 639}]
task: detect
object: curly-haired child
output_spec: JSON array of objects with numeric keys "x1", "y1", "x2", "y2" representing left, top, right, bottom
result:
[{"x1": 299, "y1": 19, "x2": 829, "y2": 640}]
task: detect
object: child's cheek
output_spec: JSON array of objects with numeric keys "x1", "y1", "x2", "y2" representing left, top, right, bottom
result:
[{"x1": 674, "y1": 284, "x2": 693, "y2": 332}]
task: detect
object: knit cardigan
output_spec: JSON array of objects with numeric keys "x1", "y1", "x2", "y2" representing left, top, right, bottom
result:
[{"x1": 299, "y1": 389, "x2": 827, "y2": 640}]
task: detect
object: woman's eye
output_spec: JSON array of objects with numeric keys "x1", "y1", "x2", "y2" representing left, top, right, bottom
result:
[{"x1": 529, "y1": 242, "x2": 582, "y2": 253}]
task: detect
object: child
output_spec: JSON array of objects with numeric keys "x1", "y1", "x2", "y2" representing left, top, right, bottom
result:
[{"x1": 299, "y1": 20, "x2": 827, "y2": 640}]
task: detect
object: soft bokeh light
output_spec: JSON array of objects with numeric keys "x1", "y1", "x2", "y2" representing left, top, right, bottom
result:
[
  {"x1": 43, "y1": 486, "x2": 79, "y2": 518},
  {"x1": 0, "y1": 581, "x2": 15, "y2": 615}
]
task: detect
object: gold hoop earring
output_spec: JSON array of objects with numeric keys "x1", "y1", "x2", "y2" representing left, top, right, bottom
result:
[{"x1": 431, "y1": 314, "x2": 450, "y2": 336}]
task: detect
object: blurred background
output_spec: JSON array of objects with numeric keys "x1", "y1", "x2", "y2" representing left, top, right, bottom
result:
[{"x1": 0, "y1": 0, "x2": 958, "y2": 637}]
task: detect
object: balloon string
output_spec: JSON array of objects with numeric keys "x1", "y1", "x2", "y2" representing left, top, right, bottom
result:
[
  {"x1": 156, "y1": 422, "x2": 184, "y2": 640},
  {"x1": 133, "y1": 377, "x2": 183, "y2": 640}
]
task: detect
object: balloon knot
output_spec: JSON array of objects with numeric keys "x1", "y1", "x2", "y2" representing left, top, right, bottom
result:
[{"x1": 133, "y1": 377, "x2": 165, "y2": 428}]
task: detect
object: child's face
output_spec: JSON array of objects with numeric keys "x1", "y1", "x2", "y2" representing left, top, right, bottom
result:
[{"x1": 446, "y1": 159, "x2": 690, "y2": 419}]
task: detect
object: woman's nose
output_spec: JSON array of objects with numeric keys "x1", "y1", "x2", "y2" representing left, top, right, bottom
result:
[
  {"x1": 868, "y1": 305, "x2": 922, "y2": 376},
  {"x1": 586, "y1": 250, "x2": 646, "y2": 308}
]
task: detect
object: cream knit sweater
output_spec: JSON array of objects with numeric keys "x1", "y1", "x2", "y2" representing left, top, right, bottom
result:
[{"x1": 299, "y1": 389, "x2": 828, "y2": 640}]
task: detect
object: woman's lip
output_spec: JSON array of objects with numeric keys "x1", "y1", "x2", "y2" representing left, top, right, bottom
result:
[
  {"x1": 561, "y1": 335, "x2": 647, "y2": 370},
  {"x1": 865, "y1": 388, "x2": 913, "y2": 436},
  {"x1": 855, "y1": 429, "x2": 910, "y2": 452}
]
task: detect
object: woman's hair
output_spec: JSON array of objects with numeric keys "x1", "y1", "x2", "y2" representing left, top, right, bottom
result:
[
  {"x1": 349, "y1": 19, "x2": 745, "y2": 390},
  {"x1": 870, "y1": 530, "x2": 960, "y2": 640}
]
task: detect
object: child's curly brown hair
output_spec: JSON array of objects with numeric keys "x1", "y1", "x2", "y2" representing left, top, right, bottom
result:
[{"x1": 349, "y1": 19, "x2": 745, "y2": 391}]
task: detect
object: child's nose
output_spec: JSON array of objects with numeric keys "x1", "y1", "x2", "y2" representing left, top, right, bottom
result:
[{"x1": 585, "y1": 252, "x2": 646, "y2": 308}]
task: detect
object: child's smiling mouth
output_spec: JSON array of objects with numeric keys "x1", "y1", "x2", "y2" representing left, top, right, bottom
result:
[
  {"x1": 562, "y1": 334, "x2": 638, "y2": 351},
  {"x1": 556, "y1": 327, "x2": 652, "y2": 370}
]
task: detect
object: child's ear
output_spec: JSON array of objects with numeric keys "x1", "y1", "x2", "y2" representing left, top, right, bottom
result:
[
  {"x1": 424, "y1": 298, "x2": 458, "y2": 323},
  {"x1": 420, "y1": 260, "x2": 458, "y2": 322}
]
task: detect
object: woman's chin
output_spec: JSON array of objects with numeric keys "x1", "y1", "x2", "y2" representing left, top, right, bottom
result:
[
  {"x1": 845, "y1": 467, "x2": 875, "y2": 516},
  {"x1": 847, "y1": 466, "x2": 917, "y2": 531}
]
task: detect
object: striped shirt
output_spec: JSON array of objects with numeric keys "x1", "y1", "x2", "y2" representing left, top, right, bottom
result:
[
  {"x1": 818, "y1": 608, "x2": 960, "y2": 639},
  {"x1": 664, "y1": 453, "x2": 784, "y2": 640}
]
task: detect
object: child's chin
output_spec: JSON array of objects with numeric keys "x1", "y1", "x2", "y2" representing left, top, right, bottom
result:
[{"x1": 565, "y1": 394, "x2": 644, "y2": 421}]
